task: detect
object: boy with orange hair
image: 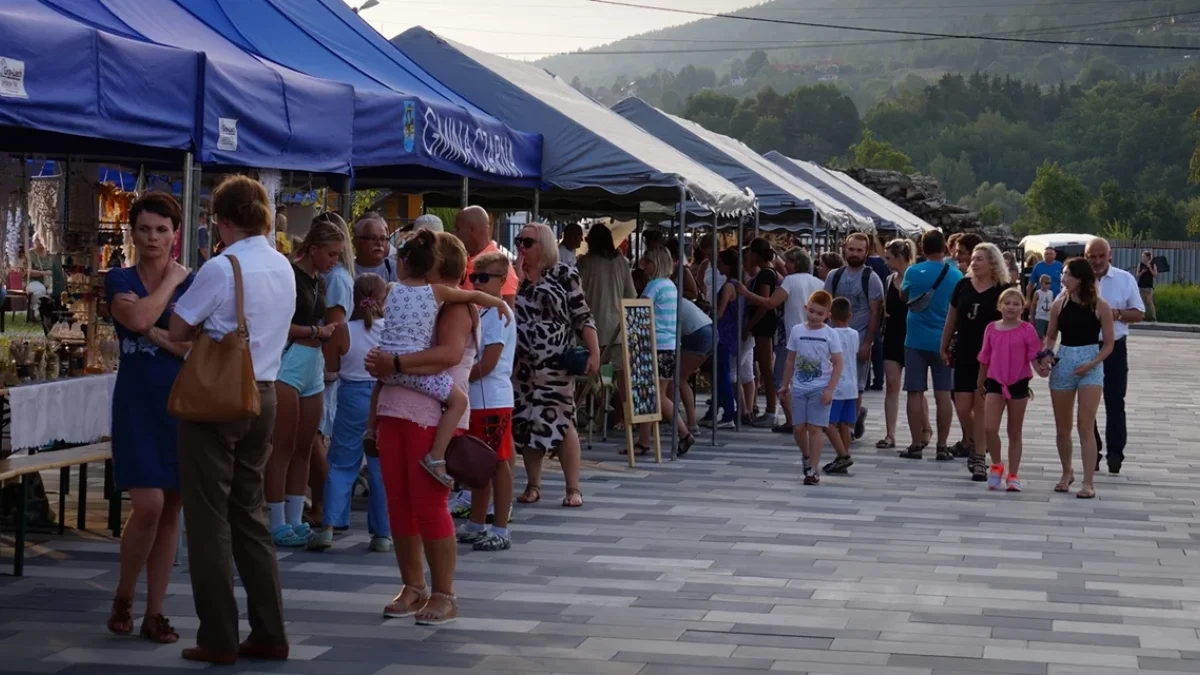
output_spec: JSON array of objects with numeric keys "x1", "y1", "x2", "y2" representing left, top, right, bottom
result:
[{"x1": 778, "y1": 290, "x2": 844, "y2": 485}]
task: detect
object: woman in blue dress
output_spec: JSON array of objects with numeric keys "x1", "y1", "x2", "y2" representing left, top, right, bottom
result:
[{"x1": 104, "y1": 193, "x2": 195, "y2": 644}]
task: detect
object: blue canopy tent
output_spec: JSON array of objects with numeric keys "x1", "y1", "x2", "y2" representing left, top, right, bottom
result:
[
  {"x1": 0, "y1": 0, "x2": 199, "y2": 162},
  {"x1": 612, "y1": 97, "x2": 870, "y2": 233},
  {"x1": 764, "y1": 152, "x2": 931, "y2": 238},
  {"x1": 391, "y1": 27, "x2": 754, "y2": 215},
  {"x1": 173, "y1": 0, "x2": 542, "y2": 189},
  {"x1": 37, "y1": 0, "x2": 356, "y2": 175}
]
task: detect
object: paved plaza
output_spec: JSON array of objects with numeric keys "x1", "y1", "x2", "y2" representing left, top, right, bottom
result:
[{"x1": 1, "y1": 330, "x2": 1199, "y2": 675}]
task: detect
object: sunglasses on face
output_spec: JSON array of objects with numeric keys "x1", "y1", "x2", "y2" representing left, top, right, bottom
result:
[
  {"x1": 468, "y1": 271, "x2": 504, "y2": 284},
  {"x1": 515, "y1": 236, "x2": 538, "y2": 249}
]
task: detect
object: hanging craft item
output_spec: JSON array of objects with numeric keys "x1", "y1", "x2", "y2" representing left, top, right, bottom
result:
[{"x1": 260, "y1": 169, "x2": 281, "y2": 250}]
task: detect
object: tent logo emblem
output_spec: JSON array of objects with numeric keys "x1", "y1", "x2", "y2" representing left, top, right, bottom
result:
[
  {"x1": 0, "y1": 57, "x2": 28, "y2": 99},
  {"x1": 218, "y1": 117, "x2": 238, "y2": 152},
  {"x1": 403, "y1": 102, "x2": 416, "y2": 153}
]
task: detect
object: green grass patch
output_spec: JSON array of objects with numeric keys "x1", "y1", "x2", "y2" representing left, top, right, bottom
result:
[{"x1": 1151, "y1": 284, "x2": 1200, "y2": 325}]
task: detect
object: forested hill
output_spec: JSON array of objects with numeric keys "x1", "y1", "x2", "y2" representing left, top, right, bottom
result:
[{"x1": 541, "y1": 0, "x2": 1198, "y2": 98}]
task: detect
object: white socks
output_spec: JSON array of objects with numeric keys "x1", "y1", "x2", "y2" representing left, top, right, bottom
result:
[
  {"x1": 268, "y1": 502, "x2": 286, "y2": 531},
  {"x1": 284, "y1": 495, "x2": 305, "y2": 528}
]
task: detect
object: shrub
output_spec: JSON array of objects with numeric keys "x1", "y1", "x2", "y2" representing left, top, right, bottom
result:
[{"x1": 1152, "y1": 283, "x2": 1200, "y2": 325}]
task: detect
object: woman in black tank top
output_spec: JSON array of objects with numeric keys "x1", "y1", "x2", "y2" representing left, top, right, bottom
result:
[
  {"x1": 1039, "y1": 258, "x2": 1115, "y2": 500},
  {"x1": 877, "y1": 239, "x2": 930, "y2": 450}
]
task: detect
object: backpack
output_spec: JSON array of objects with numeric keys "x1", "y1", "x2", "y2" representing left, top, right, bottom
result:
[{"x1": 831, "y1": 266, "x2": 875, "y2": 305}]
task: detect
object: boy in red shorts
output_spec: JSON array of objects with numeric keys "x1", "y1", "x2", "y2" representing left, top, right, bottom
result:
[{"x1": 457, "y1": 251, "x2": 518, "y2": 551}]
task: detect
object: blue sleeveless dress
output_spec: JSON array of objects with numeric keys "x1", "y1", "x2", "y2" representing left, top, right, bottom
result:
[{"x1": 105, "y1": 266, "x2": 194, "y2": 491}]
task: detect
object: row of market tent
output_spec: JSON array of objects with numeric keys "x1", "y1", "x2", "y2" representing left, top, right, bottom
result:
[
  {"x1": 2, "y1": 0, "x2": 936, "y2": 456},
  {"x1": 2, "y1": 0, "x2": 933, "y2": 237}
]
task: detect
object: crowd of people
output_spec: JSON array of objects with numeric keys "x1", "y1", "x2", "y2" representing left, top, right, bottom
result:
[{"x1": 97, "y1": 173, "x2": 1145, "y2": 664}]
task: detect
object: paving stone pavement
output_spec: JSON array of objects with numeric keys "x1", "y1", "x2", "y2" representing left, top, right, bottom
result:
[{"x1": 2, "y1": 332, "x2": 1200, "y2": 675}]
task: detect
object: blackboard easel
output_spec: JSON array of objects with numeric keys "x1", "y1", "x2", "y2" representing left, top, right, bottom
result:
[{"x1": 619, "y1": 299, "x2": 662, "y2": 467}]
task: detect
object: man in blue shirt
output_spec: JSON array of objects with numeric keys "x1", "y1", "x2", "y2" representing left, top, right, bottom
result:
[
  {"x1": 1028, "y1": 247, "x2": 1062, "y2": 298},
  {"x1": 899, "y1": 230, "x2": 963, "y2": 459}
]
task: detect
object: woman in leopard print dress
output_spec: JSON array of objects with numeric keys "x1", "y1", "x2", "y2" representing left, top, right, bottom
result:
[{"x1": 512, "y1": 223, "x2": 599, "y2": 508}]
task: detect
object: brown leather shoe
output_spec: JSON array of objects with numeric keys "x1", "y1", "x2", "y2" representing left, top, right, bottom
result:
[
  {"x1": 238, "y1": 641, "x2": 289, "y2": 661},
  {"x1": 181, "y1": 646, "x2": 236, "y2": 666}
]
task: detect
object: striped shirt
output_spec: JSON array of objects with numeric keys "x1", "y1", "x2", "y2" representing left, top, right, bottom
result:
[{"x1": 643, "y1": 278, "x2": 678, "y2": 351}]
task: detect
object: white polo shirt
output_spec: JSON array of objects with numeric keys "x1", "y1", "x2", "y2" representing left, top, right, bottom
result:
[
  {"x1": 1096, "y1": 265, "x2": 1144, "y2": 341},
  {"x1": 174, "y1": 235, "x2": 297, "y2": 382}
]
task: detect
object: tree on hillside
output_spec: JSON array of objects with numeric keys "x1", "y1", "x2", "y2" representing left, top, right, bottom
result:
[
  {"x1": 927, "y1": 152, "x2": 977, "y2": 202},
  {"x1": 749, "y1": 117, "x2": 785, "y2": 153},
  {"x1": 786, "y1": 85, "x2": 862, "y2": 161},
  {"x1": 745, "y1": 50, "x2": 769, "y2": 79},
  {"x1": 1090, "y1": 180, "x2": 1136, "y2": 226},
  {"x1": 960, "y1": 181, "x2": 1024, "y2": 225},
  {"x1": 1021, "y1": 162, "x2": 1092, "y2": 234},
  {"x1": 850, "y1": 130, "x2": 915, "y2": 173}
]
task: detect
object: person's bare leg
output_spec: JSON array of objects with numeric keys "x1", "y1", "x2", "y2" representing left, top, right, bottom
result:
[
  {"x1": 984, "y1": 393, "x2": 1005, "y2": 466},
  {"x1": 933, "y1": 390, "x2": 954, "y2": 447},
  {"x1": 429, "y1": 388, "x2": 468, "y2": 462},
  {"x1": 114, "y1": 488, "x2": 165, "y2": 612},
  {"x1": 906, "y1": 392, "x2": 927, "y2": 447},
  {"x1": 808, "y1": 426, "x2": 824, "y2": 469},
  {"x1": 840, "y1": 424, "x2": 852, "y2": 457},
  {"x1": 883, "y1": 361, "x2": 901, "y2": 443},
  {"x1": 825, "y1": 425, "x2": 846, "y2": 457},
  {"x1": 559, "y1": 427, "x2": 584, "y2": 506},
  {"x1": 1050, "y1": 390, "x2": 1077, "y2": 487},
  {"x1": 680, "y1": 352, "x2": 705, "y2": 427},
  {"x1": 1006, "y1": 398, "x2": 1029, "y2": 476},
  {"x1": 492, "y1": 460, "x2": 513, "y2": 530},
  {"x1": 309, "y1": 435, "x2": 328, "y2": 525},
  {"x1": 1077, "y1": 387, "x2": 1103, "y2": 493},
  {"x1": 922, "y1": 397, "x2": 932, "y2": 443},
  {"x1": 265, "y1": 383, "x2": 300, "y2": 503},
  {"x1": 755, "y1": 337, "x2": 776, "y2": 415},
  {"x1": 143, "y1": 491, "x2": 182, "y2": 617},
  {"x1": 972, "y1": 388, "x2": 987, "y2": 455},
  {"x1": 953, "y1": 391, "x2": 975, "y2": 449},
  {"x1": 285, "y1": 394, "x2": 324, "y2": 498},
  {"x1": 781, "y1": 390, "x2": 793, "y2": 426},
  {"x1": 468, "y1": 482, "x2": 490, "y2": 527},
  {"x1": 393, "y1": 535, "x2": 425, "y2": 587},
  {"x1": 519, "y1": 451, "x2": 543, "y2": 502}
]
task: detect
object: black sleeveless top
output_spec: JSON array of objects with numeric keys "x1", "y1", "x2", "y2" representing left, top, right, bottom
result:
[
  {"x1": 884, "y1": 276, "x2": 907, "y2": 345},
  {"x1": 1137, "y1": 263, "x2": 1154, "y2": 289},
  {"x1": 1059, "y1": 298, "x2": 1101, "y2": 347}
]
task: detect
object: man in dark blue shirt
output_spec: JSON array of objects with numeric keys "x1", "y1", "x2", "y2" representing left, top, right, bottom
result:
[{"x1": 1027, "y1": 247, "x2": 1063, "y2": 298}]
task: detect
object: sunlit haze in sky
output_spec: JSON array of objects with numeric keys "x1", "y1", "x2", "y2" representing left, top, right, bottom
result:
[{"x1": 351, "y1": 0, "x2": 763, "y2": 60}]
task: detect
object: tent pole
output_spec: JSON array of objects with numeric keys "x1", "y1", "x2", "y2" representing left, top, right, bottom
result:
[
  {"x1": 710, "y1": 211, "x2": 719, "y2": 448},
  {"x1": 461, "y1": 177, "x2": 469, "y2": 208},
  {"x1": 340, "y1": 174, "x2": 354, "y2": 222},
  {"x1": 753, "y1": 208, "x2": 759, "y2": 239},
  {"x1": 734, "y1": 211, "x2": 745, "y2": 431},
  {"x1": 180, "y1": 152, "x2": 194, "y2": 267},
  {"x1": 671, "y1": 187, "x2": 686, "y2": 460},
  {"x1": 532, "y1": 189, "x2": 540, "y2": 221}
]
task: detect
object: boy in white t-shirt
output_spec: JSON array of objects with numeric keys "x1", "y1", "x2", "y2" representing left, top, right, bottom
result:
[
  {"x1": 454, "y1": 252, "x2": 519, "y2": 552},
  {"x1": 777, "y1": 290, "x2": 844, "y2": 485},
  {"x1": 824, "y1": 297, "x2": 859, "y2": 476},
  {"x1": 1033, "y1": 274, "x2": 1053, "y2": 339}
]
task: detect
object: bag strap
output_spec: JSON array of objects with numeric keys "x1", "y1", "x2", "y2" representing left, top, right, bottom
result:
[
  {"x1": 227, "y1": 254, "x2": 248, "y2": 338},
  {"x1": 930, "y1": 262, "x2": 951, "y2": 292},
  {"x1": 860, "y1": 267, "x2": 871, "y2": 300},
  {"x1": 831, "y1": 267, "x2": 845, "y2": 295}
]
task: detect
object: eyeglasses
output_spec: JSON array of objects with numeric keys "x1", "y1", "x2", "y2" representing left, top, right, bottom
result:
[
  {"x1": 469, "y1": 271, "x2": 504, "y2": 284},
  {"x1": 355, "y1": 235, "x2": 389, "y2": 244},
  {"x1": 515, "y1": 236, "x2": 538, "y2": 249}
]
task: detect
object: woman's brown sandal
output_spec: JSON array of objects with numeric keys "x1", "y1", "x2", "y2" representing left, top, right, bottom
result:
[
  {"x1": 562, "y1": 488, "x2": 584, "y2": 508},
  {"x1": 516, "y1": 485, "x2": 541, "y2": 504},
  {"x1": 107, "y1": 596, "x2": 134, "y2": 636},
  {"x1": 140, "y1": 614, "x2": 178, "y2": 644},
  {"x1": 414, "y1": 592, "x2": 458, "y2": 626},
  {"x1": 383, "y1": 585, "x2": 430, "y2": 619}
]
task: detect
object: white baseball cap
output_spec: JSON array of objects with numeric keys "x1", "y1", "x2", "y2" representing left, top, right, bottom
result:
[{"x1": 413, "y1": 214, "x2": 444, "y2": 232}]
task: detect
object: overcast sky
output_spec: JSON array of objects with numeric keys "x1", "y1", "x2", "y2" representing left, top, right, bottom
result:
[{"x1": 354, "y1": 0, "x2": 763, "y2": 59}]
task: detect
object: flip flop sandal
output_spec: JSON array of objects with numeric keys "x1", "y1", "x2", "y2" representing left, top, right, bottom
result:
[
  {"x1": 414, "y1": 593, "x2": 458, "y2": 626},
  {"x1": 420, "y1": 454, "x2": 455, "y2": 489},
  {"x1": 516, "y1": 485, "x2": 541, "y2": 504},
  {"x1": 619, "y1": 444, "x2": 650, "y2": 456},
  {"x1": 562, "y1": 488, "x2": 584, "y2": 508},
  {"x1": 1076, "y1": 485, "x2": 1096, "y2": 499},
  {"x1": 875, "y1": 438, "x2": 895, "y2": 449},
  {"x1": 1054, "y1": 476, "x2": 1075, "y2": 493}
]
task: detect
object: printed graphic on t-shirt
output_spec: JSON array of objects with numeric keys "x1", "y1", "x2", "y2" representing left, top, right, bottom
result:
[{"x1": 793, "y1": 337, "x2": 826, "y2": 385}]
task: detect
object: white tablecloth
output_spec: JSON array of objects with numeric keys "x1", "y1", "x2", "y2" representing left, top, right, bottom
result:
[{"x1": 8, "y1": 374, "x2": 117, "y2": 450}]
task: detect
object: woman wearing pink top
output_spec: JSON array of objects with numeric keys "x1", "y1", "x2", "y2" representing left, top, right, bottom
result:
[
  {"x1": 977, "y1": 287, "x2": 1045, "y2": 492},
  {"x1": 365, "y1": 232, "x2": 478, "y2": 627}
]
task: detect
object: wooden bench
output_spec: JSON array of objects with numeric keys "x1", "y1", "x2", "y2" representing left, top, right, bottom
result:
[{"x1": 0, "y1": 442, "x2": 119, "y2": 576}]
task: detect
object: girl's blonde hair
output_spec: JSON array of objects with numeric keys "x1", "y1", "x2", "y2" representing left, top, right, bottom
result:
[
  {"x1": 997, "y1": 286, "x2": 1025, "y2": 309},
  {"x1": 642, "y1": 245, "x2": 674, "y2": 280},
  {"x1": 298, "y1": 216, "x2": 349, "y2": 265},
  {"x1": 967, "y1": 242, "x2": 1010, "y2": 286},
  {"x1": 352, "y1": 273, "x2": 387, "y2": 330},
  {"x1": 313, "y1": 211, "x2": 356, "y2": 276}
]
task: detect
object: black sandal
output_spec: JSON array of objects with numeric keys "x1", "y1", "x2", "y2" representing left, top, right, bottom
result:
[
  {"x1": 898, "y1": 445, "x2": 923, "y2": 460},
  {"x1": 677, "y1": 434, "x2": 695, "y2": 457},
  {"x1": 619, "y1": 444, "x2": 650, "y2": 456},
  {"x1": 936, "y1": 446, "x2": 955, "y2": 461},
  {"x1": 875, "y1": 438, "x2": 895, "y2": 449}
]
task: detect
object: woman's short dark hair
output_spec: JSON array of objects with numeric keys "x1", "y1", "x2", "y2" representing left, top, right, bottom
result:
[
  {"x1": 585, "y1": 224, "x2": 618, "y2": 259},
  {"x1": 921, "y1": 230, "x2": 946, "y2": 255},
  {"x1": 399, "y1": 229, "x2": 438, "y2": 278},
  {"x1": 958, "y1": 232, "x2": 984, "y2": 253},
  {"x1": 717, "y1": 248, "x2": 739, "y2": 271},
  {"x1": 129, "y1": 193, "x2": 182, "y2": 231},
  {"x1": 749, "y1": 237, "x2": 775, "y2": 263},
  {"x1": 211, "y1": 175, "x2": 272, "y2": 236}
]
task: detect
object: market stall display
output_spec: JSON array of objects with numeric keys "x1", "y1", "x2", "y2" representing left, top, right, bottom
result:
[{"x1": 618, "y1": 299, "x2": 662, "y2": 467}]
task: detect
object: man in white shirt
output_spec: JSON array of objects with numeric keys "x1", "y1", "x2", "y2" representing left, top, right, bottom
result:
[
  {"x1": 558, "y1": 223, "x2": 582, "y2": 267},
  {"x1": 1086, "y1": 238, "x2": 1143, "y2": 474},
  {"x1": 169, "y1": 183, "x2": 296, "y2": 664}
]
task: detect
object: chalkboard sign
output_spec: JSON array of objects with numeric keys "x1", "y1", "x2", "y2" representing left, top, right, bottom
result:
[{"x1": 619, "y1": 299, "x2": 662, "y2": 466}]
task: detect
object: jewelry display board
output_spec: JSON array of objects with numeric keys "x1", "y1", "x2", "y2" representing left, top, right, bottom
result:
[{"x1": 618, "y1": 299, "x2": 662, "y2": 467}]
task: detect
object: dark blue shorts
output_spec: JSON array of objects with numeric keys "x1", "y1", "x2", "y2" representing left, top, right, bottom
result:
[{"x1": 829, "y1": 399, "x2": 858, "y2": 425}]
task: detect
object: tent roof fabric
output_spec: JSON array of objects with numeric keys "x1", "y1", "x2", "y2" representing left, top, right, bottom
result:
[
  {"x1": 765, "y1": 152, "x2": 933, "y2": 237},
  {"x1": 391, "y1": 27, "x2": 754, "y2": 216},
  {"x1": 22, "y1": 0, "x2": 358, "y2": 173},
  {"x1": 613, "y1": 98, "x2": 871, "y2": 231},
  {"x1": 0, "y1": 0, "x2": 199, "y2": 157},
  {"x1": 174, "y1": 0, "x2": 541, "y2": 185}
]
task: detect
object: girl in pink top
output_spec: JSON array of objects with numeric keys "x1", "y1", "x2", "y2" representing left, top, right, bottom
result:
[{"x1": 977, "y1": 287, "x2": 1045, "y2": 492}]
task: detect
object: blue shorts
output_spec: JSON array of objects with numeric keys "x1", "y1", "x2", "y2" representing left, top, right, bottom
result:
[
  {"x1": 791, "y1": 388, "x2": 832, "y2": 427},
  {"x1": 829, "y1": 399, "x2": 858, "y2": 425},
  {"x1": 681, "y1": 326, "x2": 714, "y2": 356},
  {"x1": 1049, "y1": 344, "x2": 1104, "y2": 391},
  {"x1": 279, "y1": 344, "x2": 325, "y2": 398}
]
